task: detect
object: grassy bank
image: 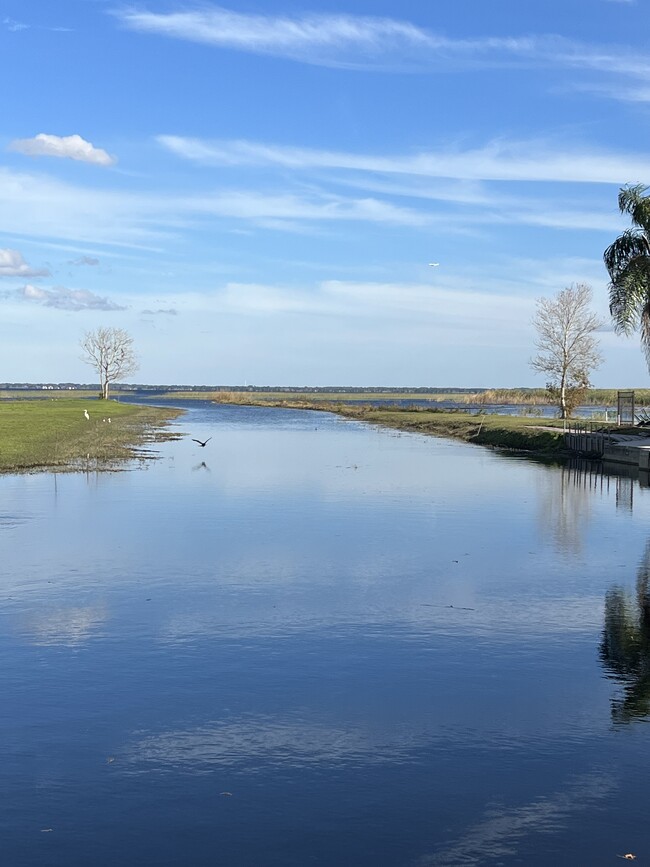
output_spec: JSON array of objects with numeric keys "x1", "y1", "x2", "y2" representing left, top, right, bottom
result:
[
  {"x1": 0, "y1": 399, "x2": 183, "y2": 473},
  {"x1": 0, "y1": 389, "x2": 100, "y2": 400},
  {"x1": 337, "y1": 406, "x2": 567, "y2": 453}
]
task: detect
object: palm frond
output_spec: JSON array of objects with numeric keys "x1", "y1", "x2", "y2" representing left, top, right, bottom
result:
[
  {"x1": 604, "y1": 230, "x2": 650, "y2": 282},
  {"x1": 609, "y1": 260, "x2": 650, "y2": 336},
  {"x1": 642, "y1": 300, "x2": 650, "y2": 372},
  {"x1": 618, "y1": 184, "x2": 650, "y2": 232}
]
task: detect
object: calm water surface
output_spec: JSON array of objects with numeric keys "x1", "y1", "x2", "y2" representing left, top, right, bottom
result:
[{"x1": 1, "y1": 402, "x2": 650, "y2": 866}]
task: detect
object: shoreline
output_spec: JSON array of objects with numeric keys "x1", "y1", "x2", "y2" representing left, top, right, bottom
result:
[{"x1": 210, "y1": 396, "x2": 569, "y2": 456}]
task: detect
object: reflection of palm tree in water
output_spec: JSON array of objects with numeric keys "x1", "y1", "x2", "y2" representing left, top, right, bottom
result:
[{"x1": 600, "y1": 541, "x2": 650, "y2": 723}]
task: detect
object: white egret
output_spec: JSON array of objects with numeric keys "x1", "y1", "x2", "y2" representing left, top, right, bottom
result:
[{"x1": 83, "y1": 409, "x2": 90, "y2": 420}]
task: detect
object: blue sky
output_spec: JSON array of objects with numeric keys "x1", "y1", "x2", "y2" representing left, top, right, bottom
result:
[{"x1": 2, "y1": 0, "x2": 650, "y2": 386}]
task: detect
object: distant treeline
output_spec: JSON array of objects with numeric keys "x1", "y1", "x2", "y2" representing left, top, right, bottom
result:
[
  {"x1": 1, "y1": 383, "x2": 489, "y2": 394},
  {"x1": 2, "y1": 384, "x2": 650, "y2": 406}
]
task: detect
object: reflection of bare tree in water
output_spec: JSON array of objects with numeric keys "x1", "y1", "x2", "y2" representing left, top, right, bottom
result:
[
  {"x1": 600, "y1": 540, "x2": 650, "y2": 723},
  {"x1": 537, "y1": 459, "x2": 635, "y2": 555},
  {"x1": 536, "y1": 460, "x2": 605, "y2": 554}
]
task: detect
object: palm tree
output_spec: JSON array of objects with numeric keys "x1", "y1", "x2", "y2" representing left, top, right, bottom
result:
[{"x1": 604, "y1": 183, "x2": 650, "y2": 369}]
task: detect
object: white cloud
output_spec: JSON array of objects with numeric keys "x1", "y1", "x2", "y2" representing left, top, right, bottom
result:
[
  {"x1": 2, "y1": 16, "x2": 28, "y2": 32},
  {"x1": 115, "y1": 6, "x2": 435, "y2": 69},
  {"x1": 0, "y1": 248, "x2": 49, "y2": 278},
  {"x1": 0, "y1": 132, "x2": 631, "y2": 261},
  {"x1": 213, "y1": 279, "x2": 532, "y2": 331},
  {"x1": 0, "y1": 166, "x2": 431, "y2": 252},
  {"x1": 0, "y1": 167, "x2": 172, "y2": 249},
  {"x1": 158, "y1": 135, "x2": 650, "y2": 185},
  {"x1": 184, "y1": 189, "x2": 428, "y2": 226},
  {"x1": 116, "y1": 7, "x2": 650, "y2": 85},
  {"x1": 15, "y1": 284, "x2": 125, "y2": 312},
  {"x1": 8, "y1": 133, "x2": 116, "y2": 167}
]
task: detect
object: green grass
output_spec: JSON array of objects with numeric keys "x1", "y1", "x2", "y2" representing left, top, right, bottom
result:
[
  {"x1": 335, "y1": 407, "x2": 568, "y2": 453},
  {"x1": 0, "y1": 389, "x2": 101, "y2": 400},
  {"x1": 0, "y1": 398, "x2": 183, "y2": 473}
]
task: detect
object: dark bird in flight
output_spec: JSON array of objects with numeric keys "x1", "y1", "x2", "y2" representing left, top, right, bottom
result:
[{"x1": 192, "y1": 437, "x2": 212, "y2": 447}]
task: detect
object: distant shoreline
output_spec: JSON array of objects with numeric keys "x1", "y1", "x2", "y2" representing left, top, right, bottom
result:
[{"x1": 2, "y1": 386, "x2": 647, "y2": 408}]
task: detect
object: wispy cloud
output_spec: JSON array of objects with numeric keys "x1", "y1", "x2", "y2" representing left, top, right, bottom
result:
[
  {"x1": 0, "y1": 167, "x2": 173, "y2": 249},
  {"x1": 115, "y1": 6, "x2": 650, "y2": 86},
  {"x1": 0, "y1": 166, "x2": 431, "y2": 251},
  {"x1": 14, "y1": 284, "x2": 125, "y2": 312},
  {"x1": 142, "y1": 307, "x2": 178, "y2": 315},
  {"x1": 2, "y1": 16, "x2": 74, "y2": 33},
  {"x1": 215, "y1": 279, "x2": 532, "y2": 328},
  {"x1": 185, "y1": 190, "x2": 428, "y2": 226},
  {"x1": 69, "y1": 256, "x2": 100, "y2": 266},
  {"x1": 0, "y1": 248, "x2": 49, "y2": 278},
  {"x1": 114, "y1": 6, "x2": 436, "y2": 70},
  {"x1": 9, "y1": 134, "x2": 116, "y2": 167},
  {"x1": 2, "y1": 16, "x2": 28, "y2": 32},
  {"x1": 158, "y1": 135, "x2": 650, "y2": 185}
]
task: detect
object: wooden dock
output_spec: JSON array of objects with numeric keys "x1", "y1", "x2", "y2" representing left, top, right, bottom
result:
[{"x1": 564, "y1": 423, "x2": 650, "y2": 468}]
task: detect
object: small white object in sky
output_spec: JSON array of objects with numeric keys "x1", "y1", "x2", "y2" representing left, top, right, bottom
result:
[
  {"x1": 429, "y1": 263, "x2": 440, "y2": 267},
  {"x1": 8, "y1": 133, "x2": 116, "y2": 166}
]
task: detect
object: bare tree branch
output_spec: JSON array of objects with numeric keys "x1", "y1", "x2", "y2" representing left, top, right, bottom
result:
[
  {"x1": 530, "y1": 283, "x2": 603, "y2": 419},
  {"x1": 80, "y1": 327, "x2": 139, "y2": 400}
]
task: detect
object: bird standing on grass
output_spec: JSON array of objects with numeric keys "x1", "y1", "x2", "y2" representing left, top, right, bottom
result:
[
  {"x1": 84, "y1": 409, "x2": 90, "y2": 420},
  {"x1": 192, "y1": 437, "x2": 212, "y2": 448}
]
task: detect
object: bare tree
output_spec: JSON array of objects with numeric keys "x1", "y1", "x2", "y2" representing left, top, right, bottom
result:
[
  {"x1": 530, "y1": 283, "x2": 603, "y2": 419},
  {"x1": 80, "y1": 327, "x2": 139, "y2": 400}
]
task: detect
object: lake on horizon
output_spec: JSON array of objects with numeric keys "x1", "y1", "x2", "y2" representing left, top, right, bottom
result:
[{"x1": 2, "y1": 401, "x2": 650, "y2": 866}]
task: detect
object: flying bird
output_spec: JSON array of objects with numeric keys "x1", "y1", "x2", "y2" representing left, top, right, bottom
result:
[
  {"x1": 83, "y1": 409, "x2": 90, "y2": 420},
  {"x1": 192, "y1": 437, "x2": 212, "y2": 448},
  {"x1": 429, "y1": 263, "x2": 440, "y2": 267}
]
